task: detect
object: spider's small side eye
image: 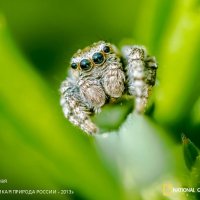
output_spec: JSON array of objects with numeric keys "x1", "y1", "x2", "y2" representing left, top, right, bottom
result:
[
  {"x1": 80, "y1": 59, "x2": 92, "y2": 70},
  {"x1": 103, "y1": 45, "x2": 110, "y2": 53},
  {"x1": 71, "y1": 63, "x2": 78, "y2": 69},
  {"x1": 92, "y1": 52, "x2": 104, "y2": 64}
]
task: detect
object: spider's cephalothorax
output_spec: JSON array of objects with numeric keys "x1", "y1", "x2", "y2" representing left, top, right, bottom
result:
[{"x1": 60, "y1": 41, "x2": 157, "y2": 135}]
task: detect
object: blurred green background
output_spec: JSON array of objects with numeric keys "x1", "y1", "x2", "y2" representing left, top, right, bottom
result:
[{"x1": 0, "y1": 0, "x2": 200, "y2": 199}]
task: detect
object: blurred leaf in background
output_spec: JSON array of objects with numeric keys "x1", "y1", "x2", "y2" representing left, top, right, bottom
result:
[
  {"x1": 0, "y1": 12, "x2": 125, "y2": 200},
  {"x1": 0, "y1": 0, "x2": 200, "y2": 199},
  {"x1": 182, "y1": 134, "x2": 199, "y2": 171}
]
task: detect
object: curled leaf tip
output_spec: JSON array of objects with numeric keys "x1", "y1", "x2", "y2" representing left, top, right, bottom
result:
[{"x1": 181, "y1": 133, "x2": 190, "y2": 144}]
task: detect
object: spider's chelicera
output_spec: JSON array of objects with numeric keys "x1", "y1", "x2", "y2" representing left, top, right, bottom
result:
[{"x1": 60, "y1": 41, "x2": 158, "y2": 135}]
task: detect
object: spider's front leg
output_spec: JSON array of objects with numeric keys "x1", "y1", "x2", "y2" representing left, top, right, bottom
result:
[
  {"x1": 121, "y1": 45, "x2": 158, "y2": 113},
  {"x1": 60, "y1": 78, "x2": 98, "y2": 135}
]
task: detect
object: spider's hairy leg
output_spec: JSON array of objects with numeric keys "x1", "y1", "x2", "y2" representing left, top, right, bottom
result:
[
  {"x1": 121, "y1": 45, "x2": 157, "y2": 113},
  {"x1": 60, "y1": 78, "x2": 98, "y2": 135},
  {"x1": 102, "y1": 64, "x2": 125, "y2": 98},
  {"x1": 145, "y1": 55, "x2": 158, "y2": 86}
]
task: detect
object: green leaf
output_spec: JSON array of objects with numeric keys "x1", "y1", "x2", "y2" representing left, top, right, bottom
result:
[
  {"x1": 95, "y1": 113, "x2": 176, "y2": 194},
  {"x1": 153, "y1": 0, "x2": 200, "y2": 125},
  {"x1": 93, "y1": 98, "x2": 133, "y2": 132}
]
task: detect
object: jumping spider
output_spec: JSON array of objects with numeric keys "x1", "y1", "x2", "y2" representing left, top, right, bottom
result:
[{"x1": 60, "y1": 41, "x2": 157, "y2": 135}]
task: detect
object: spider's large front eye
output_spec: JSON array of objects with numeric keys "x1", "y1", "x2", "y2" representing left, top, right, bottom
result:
[
  {"x1": 80, "y1": 59, "x2": 92, "y2": 70},
  {"x1": 92, "y1": 52, "x2": 104, "y2": 64}
]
